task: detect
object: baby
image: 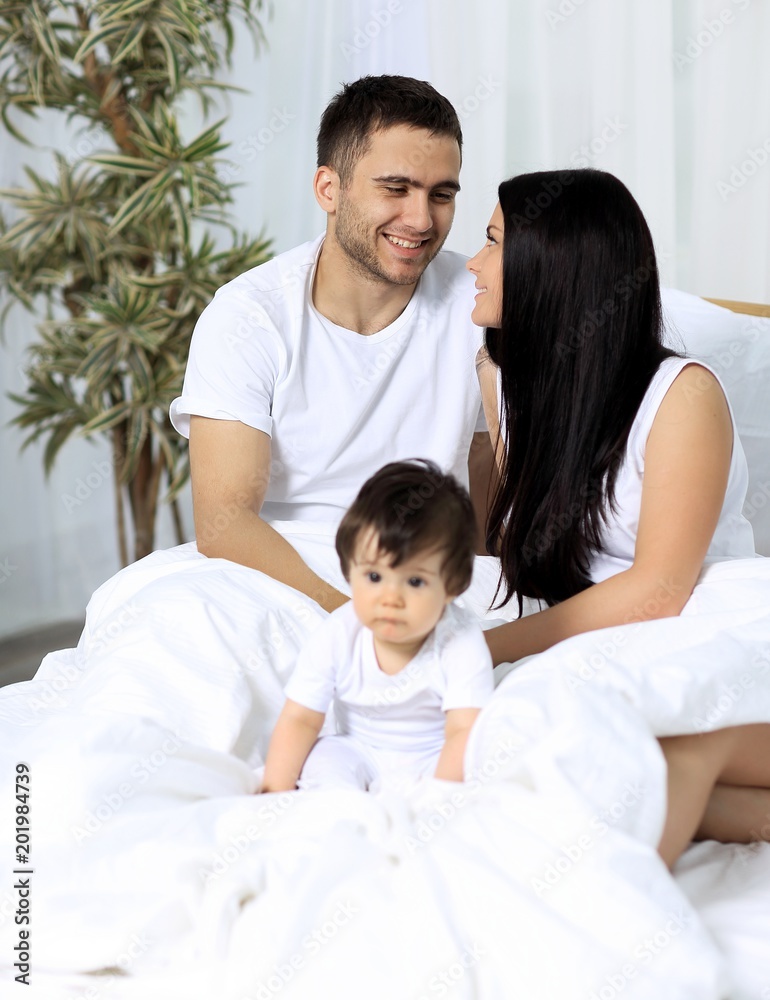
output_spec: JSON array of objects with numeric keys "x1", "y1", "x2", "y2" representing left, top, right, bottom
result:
[{"x1": 260, "y1": 460, "x2": 494, "y2": 793}]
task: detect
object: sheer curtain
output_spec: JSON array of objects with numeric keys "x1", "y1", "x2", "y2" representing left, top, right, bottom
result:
[{"x1": 1, "y1": 0, "x2": 768, "y2": 638}]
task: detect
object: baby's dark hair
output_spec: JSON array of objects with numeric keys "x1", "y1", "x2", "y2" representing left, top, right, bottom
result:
[{"x1": 336, "y1": 460, "x2": 476, "y2": 596}]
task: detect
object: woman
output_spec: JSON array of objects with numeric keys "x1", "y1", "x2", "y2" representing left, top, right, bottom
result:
[{"x1": 467, "y1": 168, "x2": 770, "y2": 865}]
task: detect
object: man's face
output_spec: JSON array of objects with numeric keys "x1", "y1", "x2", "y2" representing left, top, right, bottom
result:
[{"x1": 330, "y1": 124, "x2": 461, "y2": 286}]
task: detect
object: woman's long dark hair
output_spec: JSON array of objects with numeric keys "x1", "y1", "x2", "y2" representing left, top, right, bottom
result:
[{"x1": 486, "y1": 169, "x2": 677, "y2": 612}]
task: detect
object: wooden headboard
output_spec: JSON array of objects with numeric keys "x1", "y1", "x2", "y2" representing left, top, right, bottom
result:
[{"x1": 704, "y1": 298, "x2": 770, "y2": 318}]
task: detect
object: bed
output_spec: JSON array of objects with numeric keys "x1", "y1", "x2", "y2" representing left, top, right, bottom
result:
[{"x1": 1, "y1": 288, "x2": 769, "y2": 1000}]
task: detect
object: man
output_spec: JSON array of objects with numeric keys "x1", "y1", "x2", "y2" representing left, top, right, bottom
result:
[{"x1": 170, "y1": 75, "x2": 491, "y2": 612}]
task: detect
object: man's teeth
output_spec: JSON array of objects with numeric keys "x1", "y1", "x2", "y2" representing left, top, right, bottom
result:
[{"x1": 385, "y1": 235, "x2": 423, "y2": 249}]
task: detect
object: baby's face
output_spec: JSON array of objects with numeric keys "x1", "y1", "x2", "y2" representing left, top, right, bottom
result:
[{"x1": 348, "y1": 531, "x2": 453, "y2": 650}]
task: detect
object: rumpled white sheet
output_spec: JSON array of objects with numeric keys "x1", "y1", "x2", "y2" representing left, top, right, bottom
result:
[{"x1": 1, "y1": 534, "x2": 769, "y2": 1000}]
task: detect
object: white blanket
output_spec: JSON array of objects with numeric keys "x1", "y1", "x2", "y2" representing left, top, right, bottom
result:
[{"x1": 1, "y1": 534, "x2": 769, "y2": 1000}]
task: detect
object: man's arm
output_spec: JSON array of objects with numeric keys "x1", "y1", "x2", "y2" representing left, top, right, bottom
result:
[{"x1": 189, "y1": 415, "x2": 348, "y2": 611}]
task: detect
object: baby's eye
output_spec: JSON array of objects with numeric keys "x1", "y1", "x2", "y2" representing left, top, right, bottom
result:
[
  {"x1": 407, "y1": 577, "x2": 425, "y2": 588},
  {"x1": 367, "y1": 572, "x2": 381, "y2": 583}
]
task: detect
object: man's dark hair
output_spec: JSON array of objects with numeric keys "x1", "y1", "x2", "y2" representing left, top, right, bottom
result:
[
  {"x1": 317, "y1": 75, "x2": 462, "y2": 187},
  {"x1": 336, "y1": 459, "x2": 476, "y2": 597}
]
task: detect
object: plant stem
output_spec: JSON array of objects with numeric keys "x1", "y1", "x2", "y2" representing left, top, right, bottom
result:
[
  {"x1": 171, "y1": 497, "x2": 185, "y2": 545},
  {"x1": 129, "y1": 436, "x2": 154, "y2": 560},
  {"x1": 112, "y1": 427, "x2": 128, "y2": 568},
  {"x1": 75, "y1": 3, "x2": 139, "y2": 156}
]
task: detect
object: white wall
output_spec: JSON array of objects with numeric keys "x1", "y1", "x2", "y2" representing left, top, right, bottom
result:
[{"x1": 1, "y1": 0, "x2": 768, "y2": 638}]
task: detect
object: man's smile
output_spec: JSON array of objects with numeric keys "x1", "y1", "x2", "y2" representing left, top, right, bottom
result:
[
  {"x1": 383, "y1": 234, "x2": 429, "y2": 249},
  {"x1": 382, "y1": 233, "x2": 432, "y2": 257}
]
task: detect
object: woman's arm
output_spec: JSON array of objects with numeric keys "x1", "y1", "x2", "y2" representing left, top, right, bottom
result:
[
  {"x1": 435, "y1": 708, "x2": 482, "y2": 781},
  {"x1": 260, "y1": 698, "x2": 326, "y2": 792},
  {"x1": 468, "y1": 431, "x2": 498, "y2": 554},
  {"x1": 484, "y1": 363, "x2": 733, "y2": 666},
  {"x1": 476, "y1": 348, "x2": 505, "y2": 474}
]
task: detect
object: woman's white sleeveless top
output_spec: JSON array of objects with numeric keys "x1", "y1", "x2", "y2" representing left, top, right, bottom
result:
[{"x1": 587, "y1": 357, "x2": 756, "y2": 582}]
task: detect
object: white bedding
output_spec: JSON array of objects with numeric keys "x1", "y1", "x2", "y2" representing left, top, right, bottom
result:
[{"x1": 1, "y1": 530, "x2": 770, "y2": 1000}]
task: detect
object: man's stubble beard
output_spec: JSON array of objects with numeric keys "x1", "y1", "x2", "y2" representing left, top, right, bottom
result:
[{"x1": 333, "y1": 190, "x2": 447, "y2": 287}]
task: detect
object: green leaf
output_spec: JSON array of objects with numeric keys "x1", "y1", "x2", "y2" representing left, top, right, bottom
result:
[
  {"x1": 72, "y1": 23, "x2": 126, "y2": 64},
  {"x1": 170, "y1": 185, "x2": 190, "y2": 245},
  {"x1": 0, "y1": 214, "x2": 49, "y2": 249},
  {"x1": 181, "y1": 119, "x2": 228, "y2": 161},
  {"x1": 185, "y1": 77, "x2": 248, "y2": 95},
  {"x1": 112, "y1": 19, "x2": 148, "y2": 63},
  {"x1": 123, "y1": 407, "x2": 149, "y2": 478},
  {"x1": 87, "y1": 154, "x2": 158, "y2": 177},
  {"x1": 128, "y1": 346, "x2": 155, "y2": 397},
  {"x1": 80, "y1": 400, "x2": 134, "y2": 436},
  {"x1": 155, "y1": 25, "x2": 180, "y2": 91},
  {"x1": 77, "y1": 337, "x2": 118, "y2": 381},
  {"x1": 43, "y1": 419, "x2": 77, "y2": 475},
  {"x1": 165, "y1": 455, "x2": 190, "y2": 500},
  {"x1": 99, "y1": 0, "x2": 158, "y2": 27},
  {"x1": 27, "y1": 1, "x2": 62, "y2": 63},
  {"x1": 108, "y1": 168, "x2": 171, "y2": 233},
  {"x1": 150, "y1": 417, "x2": 177, "y2": 476},
  {"x1": 131, "y1": 271, "x2": 185, "y2": 288}
]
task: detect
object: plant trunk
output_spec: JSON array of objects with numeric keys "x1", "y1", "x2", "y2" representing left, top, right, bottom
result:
[
  {"x1": 112, "y1": 425, "x2": 129, "y2": 567},
  {"x1": 171, "y1": 498, "x2": 185, "y2": 545},
  {"x1": 128, "y1": 437, "x2": 156, "y2": 561}
]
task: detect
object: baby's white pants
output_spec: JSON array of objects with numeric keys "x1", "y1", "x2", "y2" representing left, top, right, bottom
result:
[{"x1": 297, "y1": 734, "x2": 442, "y2": 793}]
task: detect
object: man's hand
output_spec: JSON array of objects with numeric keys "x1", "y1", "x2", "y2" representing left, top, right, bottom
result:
[{"x1": 189, "y1": 416, "x2": 348, "y2": 611}]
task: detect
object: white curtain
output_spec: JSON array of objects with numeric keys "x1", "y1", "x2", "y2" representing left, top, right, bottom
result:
[{"x1": 1, "y1": 0, "x2": 768, "y2": 639}]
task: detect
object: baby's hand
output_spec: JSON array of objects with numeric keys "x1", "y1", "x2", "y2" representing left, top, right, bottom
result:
[{"x1": 252, "y1": 764, "x2": 266, "y2": 795}]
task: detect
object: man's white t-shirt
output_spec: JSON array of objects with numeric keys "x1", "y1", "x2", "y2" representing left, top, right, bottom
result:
[
  {"x1": 169, "y1": 235, "x2": 485, "y2": 525},
  {"x1": 284, "y1": 602, "x2": 494, "y2": 754}
]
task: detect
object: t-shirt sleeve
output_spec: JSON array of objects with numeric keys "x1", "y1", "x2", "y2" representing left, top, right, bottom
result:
[
  {"x1": 439, "y1": 618, "x2": 495, "y2": 712},
  {"x1": 169, "y1": 288, "x2": 284, "y2": 439},
  {"x1": 283, "y1": 616, "x2": 339, "y2": 714}
]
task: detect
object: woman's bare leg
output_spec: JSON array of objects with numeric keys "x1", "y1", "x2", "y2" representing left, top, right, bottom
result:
[
  {"x1": 657, "y1": 724, "x2": 770, "y2": 868},
  {"x1": 657, "y1": 730, "x2": 735, "y2": 867},
  {"x1": 696, "y1": 722, "x2": 770, "y2": 842},
  {"x1": 695, "y1": 784, "x2": 770, "y2": 843}
]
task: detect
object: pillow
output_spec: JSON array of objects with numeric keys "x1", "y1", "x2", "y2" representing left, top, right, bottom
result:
[{"x1": 661, "y1": 288, "x2": 770, "y2": 557}]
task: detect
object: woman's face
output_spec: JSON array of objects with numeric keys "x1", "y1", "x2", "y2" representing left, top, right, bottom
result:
[{"x1": 466, "y1": 202, "x2": 504, "y2": 328}]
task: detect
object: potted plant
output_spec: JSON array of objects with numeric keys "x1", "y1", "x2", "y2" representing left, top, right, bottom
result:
[{"x1": 0, "y1": 0, "x2": 272, "y2": 564}]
